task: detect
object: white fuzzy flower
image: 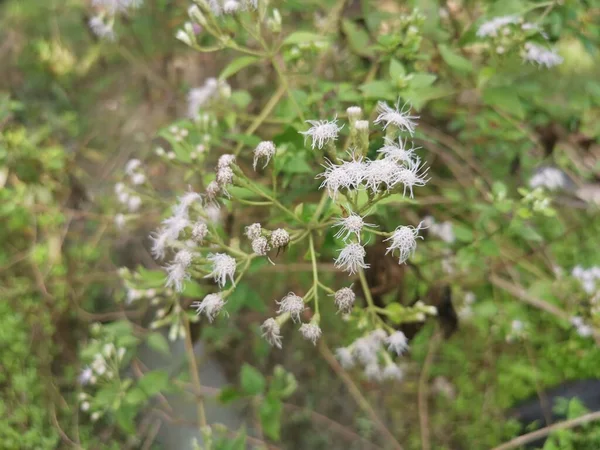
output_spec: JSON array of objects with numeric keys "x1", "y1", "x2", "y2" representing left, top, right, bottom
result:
[
  {"x1": 334, "y1": 243, "x2": 370, "y2": 275},
  {"x1": 208, "y1": 0, "x2": 222, "y2": 15},
  {"x1": 364, "y1": 362, "x2": 382, "y2": 381},
  {"x1": 192, "y1": 293, "x2": 226, "y2": 322},
  {"x1": 364, "y1": 158, "x2": 402, "y2": 192},
  {"x1": 335, "y1": 347, "x2": 355, "y2": 369},
  {"x1": 276, "y1": 293, "x2": 305, "y2": 322},
  {"x1": 299, "y1": 322, "x2": 322, "y2": 345},
  {"x1": 217, "y1": 166, "x2": 234, "y2": 196},
  {"x1": 115, "y1": 213, "x2": 126, "y2": 230},
  {"x1": 397, "y1": 157, "x2": 429, "y2": 197},
  {"x1": 317, "y1": 160, "x2": 352, "y2": 199},
  {"x1": 89, "y1": 16, "x2": 115, "y2": 40},
  {"x1": 522, "y1": 42, "x2": 563, "y2": 68},
  {"x1": 130, "y1": 172, "x2": 146, "y2": 185},
  {"x1": 352, "y1": 336, "x2": 380, "y2": 365},
  {"x1": 253, "y1": 141, "x2": 276, "y2": 170},
  {"x1": 166, "y1": 249, "x2": 194, "y2": 292},
  {"x1": 332, "y1": 287, "x2": 355, "y2": 314},
  {"x1": 270, "y1": 228, "x2": 290, "y2": 248},
  {"x1": 79, "y1": 367, "x2": 93, "y2": 385},
  {"x1": 300, "y1": 118, "x2": 343, "y2": 150},
  {"x1": 150, "y1": 216, "x2": 190, "y2": 260},
  {"x1": 218, "y1": 154, "x2": 236, "y2": 169},
  {"x1": 205, "y1": 181, "x2": 221, "y2": 204},
  {"x1": 346, "y1": 106, "x2": 362, "y2": 122},
  {"x1": 476, "y1": 15, "x2": 519, "y2": 38},
  {"x1": 115, "y1": 182, "x2": 126, "y2": 194},
  {"x1": 125, "y1": 159, "x2": 142, "y2": 175},
  {"x1": 191, "y1": 221, "x2": 208, "y2": 243},
  {"x1": 261, "y1": 318, "x2": 283, "y2": 348},
  {"x1": 341, "y1": 152, "x2": 368, "y2": 188},
  {"x1": 384, "y1": 222, "x2": 424, "y2": 264},
  {"x1": 187, "y1": 79, "x2": 219, "y2": 120},
  {"x1": 205, "y1": 253, "x2": 236, "y2": 287},
  {"x1": 373, "y1": 101, "x2": 419, "y2": 135},
  {"x1": 377, "y1": 138, "x2": 415, "y2": 162},
  {"x1": 355, "y1": 120, "x2": 369, "y2": 131},
  {"x1": 205, "y1": 204, "x2": 222, "y2": 224},
  {"x1": 174, "y1": 190, "x2": 202, "y2": 217},
  {"x1": 333, "y1": 211, "x2": 376, "y2": 242},
  {"x1": 529, "y1": 167, "x2": 569, "y2": 190},
  {"x1": 251, "y1": 236, "x2": 270, "y2": 256},
  {"x1": 382, "y1": 363, "x2": 404, "y2": 381},
  {"x1": 127, "y1": 196, "x2": 142, "y2": 212},
  {"x1": 386, "y1": 331, "x2": 409, "y2": 356},
  {"x1": 431, "y1": 221, "x2": 455, "y2": 244},
  {"x1": 245, "y1": 223, "x2": 262, "y2": 240}
]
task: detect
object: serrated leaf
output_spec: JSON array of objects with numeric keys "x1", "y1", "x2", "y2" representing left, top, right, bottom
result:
[
  {"x1": 219, "y1": 56, "x2": 260, "y2": 80},
  {"x1": 240, "y1": 364, "x2": 265, "y2": 395},
  {"x1": 438, "y1": 44, "x2": 473, "y2": 73}
]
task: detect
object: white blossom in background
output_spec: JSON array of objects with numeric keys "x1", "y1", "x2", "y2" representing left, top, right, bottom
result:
[
  {"x1": 127, "y1": 195, "x2": 142, "y2": 212},
  {"x1": 253, "y1": 141, "x2": 276, "y2": 170},
  {"x1": 334, "y1": 242, "x2": 369, "y2": 275},
  {"x1": 335, "y1": 347, "x2": 355, "y2": 369},
  {"x1": 386, "y1": 331, "x2": 409, "y2": 356},
  {"x1": 174, "y1": 190, "x2": 202, "y2": 217},
  {"x1": 151, "y1": 215, "x2": 190, "y2": 259},
  {"x1": 166, "y1": 249, "x2": 194, "y2": 292},
  {"x1": 382, "y1": 363, "x2": 404, "y2": 381},
  {"x1": 245, "y1": 223, "x2": 262, "y2": 240},
  {"x1": 571, "y1": 316, "x2": 593, "y2": 338},
  {"x1": 89, "y1": 16, "x2": 115, "y2": 40},
  {"x1": 300, "y1": 118, "x2": 343, "y2": 149},
  {"x1": 384, "y1": 222, "x2": 425, "y2": 264},
  {"x1": 299, "y1": 322, "x2": 322, "y2": 345},
  {"x1": 276, "y1": 293, "x2": 305, "y2": 322},
  {"x1": 318, "y1": 160, "x2": 352, "y2": 199},
  {"x1": 205, "y1": 204, "x2": 222, "y2": 224},
  {"x1": 114, "y1": 213, "x2": 126, "y2": 230},
  {"x1": 333, "y1": 211, "x2": 375, "y2": 242},
  {"x1": 374, "y1": 101, "x2": 419, "y2": 135},
  {"x1": 125, "y1": 159, "x2": 141, "y2": 175},
  {"x1": 187, "y1": 78, "x2": 231, "y2": 120},
  {"x1": 529, "y1": 167, "x2": 569, "y2": 191},
  {"x1": 364, "y1": 363, "x2": 382, "y2": 381},
  {"x1": 352, "y1": 335, "x2": 380, "y2": 365},
  {"x1": 193, "y1": 293, "x2": 227, "y2": 322},
  {"x1": 522, "y1": 42, "x2": 563, "y2": 68},
  {"x1": 332, "y1": 287, "x2": 355, "y2": 314},
  {"x1": 476, "y1": 15, "x2": 519, "y2": 38},
  {"x1": 423, "y1": 216, "x2": 456, "y2": 244},
  {"x1": 205, "y1": 181, "x2": 221, "y2": 205},
  {"x1": 223, "y1": 0, "x2": 241, "y2": 13},
  {"x1": 208, "y1": 0, "x2": 222, "y2": 15},
  {"x1": 191, "y1": 221, "x2": 208, "y2": 243},
  {"x1": 572, "y1": 266, "x2": 600, "y2": 295},
  {"x1": 205, "y1": 253, "x2": 236, "y2": 287},
  {"x1": 261, "y1": 318, "x2": 283, "y2": 348}
]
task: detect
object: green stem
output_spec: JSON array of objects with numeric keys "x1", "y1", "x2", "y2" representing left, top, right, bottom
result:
[
  {"x1": 309, "y1": 233, "x2": 320, "y2": 315},
  {"x1": 182, "y1": 314, "x2": 207, "y2": 430}
]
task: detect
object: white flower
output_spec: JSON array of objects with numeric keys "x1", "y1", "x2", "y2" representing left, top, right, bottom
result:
[
  {"x1": 253, "y1": 141, "x2": 276, "y2": 170},
  {"x1": 364, "y1": 158, "x2": 402, "y2": 192},
  {"x1": 522, "y1": 42, "x2": 563, "y2": 68},
  {"x1": 217, "y1": 166, "x2": 234, "y2": 187},
  {"x1": 205, "y1": 181, "x2": 221, "y2": 204},
  {"x1": 335, "y1": 347, "x2": 355, "y2": 369},
  {"x1": 426, "y1": 218, "x2": 455, "y2": 244},
  {"x1": 174, "y1": 191, "x2": 202, "y2": 217},
  {"x1": 79, "y1": 367, "x2": 93, "y2": 385},
  {"x1": 300, "y1": 118, "x2": 343, "y2": 150},
  {"x1": 352, "y1": 336, "x2": 380, "y2": 365},
  {"x1": 333, "y1": 211, "x2": 376, "y2": 242},
  {"x1": 355, "y1": 120, "x2": 369, "y2": 131},
  {"x1": 223, "y1": 0, "x2": 240, "y2": 13},
  {"x1": 130, "y1": 172, "x2": 146, "y2": 185},
  {"x1": 270, "y1": 228, "x2": 290, "y2": 248},
  {"x1": 374, "y1": 101, "x2": 419, "y2": 135},
  {"x1": 251, "y1": 237, "x2": 270, "y2": 256},
  {"x1": 261, "y1": 318, "x2": 283, "y2": 348},
  {"x1": 205, "y1": 253, "x2": 236, "y2": 287},
  {"x1": 80, "y1": 401, "x2": 90, "y2": 412},
  {"x1": 377, "y1": 138, "x2": 415, "y2": 162},
  {"x1": 382, "y1": 363, "x2": 404, "y2": 381},
  {"x1": 245, "y1": 223, "x2": 262, "y2": 240},
  {"x1": 205, "y1": 204, "x2": 222, "y2": 224},
  {"x1": 150, "y1": 216, "x2": 190, "y2": 260},
  {"x1": 208, "y1": 0, "x2": 222, "y2": 16},
  {"x1": 127, "y1": 196, "x2": 142, "y2": 212},
  {"x1": 166, "y1": 249, "x2": 194, "y2": 292},
  {"x1": 370, "y1": 329, "x2": 388, "y2": 343},
  {"x1": 299, "y1": 322, "x2": 322, "y2": 345},
  {"x1": 114, "y1": 213, "x2": 126, "y2": 229},
  {"x1": 89, "y1": 16, "x2": 115, "y2": 40},
  {"x1": 334, "y1": 242, "x2": 369, "y2": 275},
  {"x1": 125, "y1": 159, "x2": 142, "y2": 175},
  {"x1": 317, "y1": 160, "x2": 352, "y2": 199},
  {"x1": 386, "y1": 331, "x2": 409, "y2": 356},
  {"x1": 191, "y1": 221, "x2": 208, "y2": 243},
  {"x1": 218, "y1": 154, "x2": 236, "y2": 169},
  {"x1": 114, "y1": 182, "x2": 126, "y2": 194},
  {"x1": 192, "y1": 293, "x2": 227, "y2": 322},
  {"x1": 397, "y1": 157, "x2": 429, "y2": 198},
  {"x1": 332, "y1": 287, "x2": 355, "y2": 314},
  {"x1": 187, "y1": 79, "x2": 219, "y2": 120},
  {"x1": 346, "y1": 106, "x2": 362, "y2": 122},
  {"x1": 529, "y1": 167, "x2": 569, "y2": 190},
  {"x1": 364, "y1": 362, "x2": 382, "y2": 381},
  {"x1": 341, "y1": 152, "x2": 368, "y2": 188},
  {"x1": 384, "y1": 222, "x2": 425, "y2": 264},
  {"x1": 276, "y1": 293, "x2": 305, "y2": 322},
  {"x1": 476, "y1": 15, "x2": 519, "y2": 38}
]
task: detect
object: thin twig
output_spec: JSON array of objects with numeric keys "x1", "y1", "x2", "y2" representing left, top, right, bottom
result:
[
  {"x1": 182, "y1": 314, "x2": 208, "y2": 429},
  {"x1": 492, "y1": 411, "x2": 600, "y2": 450}
]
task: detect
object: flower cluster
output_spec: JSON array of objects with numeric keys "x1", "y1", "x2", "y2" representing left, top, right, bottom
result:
[
  {"x1": 423, "y1": 216, "x2": 455, "y2": 244},
  {"x1": 188, "y1": 78, "x2": 231, "y2": 121},
  {"x1": 336, "y1": 330, "x2": 407, "y2": 382},
  {"x1": 89, "y1": 0, "x2": 143, "y2": 40},
  {"x1": 114, "y1": 158, "x2": 147, "y2": 228},
  {"x1": 476, "y1": 14, "x2": 562, "y2": 68}
]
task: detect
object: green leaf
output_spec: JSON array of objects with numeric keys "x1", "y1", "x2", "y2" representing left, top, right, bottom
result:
[
  {"x1": 227, "y1": 282, "x2": 266, "y2": 313},
  {"x1": 453, "y1": 224, "x2": 474, "y2": 242},
  {"x1": 409, "y1": 73, "x2": 437, "y2": 89},
  {"x1": 219, "y1": 56, "x2": 261, "y2": 80},
  {"x1": 115, "y1": 405, "x2": 137, "y2": 434},
  {"x1": 342, "y1": 19, "x2": 371, "y2": 57},
  {"x1": 282, "y1": 31, "x2": 328, "y2": 46},
  {"x1": 137, "y1": 370, "x2": 170, "y2": 397},
  {"x1": 438, "y1": 44, "x2": 473, "y2": 73},
  {"x1": 146, "y1": 332, "x2": 170, "y2": 355},
  {"x1": 483, "y1": 87, "x2": 525, "y2": 120},
  {"x1": 359, "y1": 80, "x2": 395, "y2": 100},
  {"x1": 218, "y1": 385, "x2": 243, "y2": 404},
  {"x1": 389, "y1": 58, "x2": 406, "y2": 79},
  {"x1": 240, "y1": 364, "x2": 265, "y2": 395},
  {"x1": 259, "y1": 395, "x2": 283, "y2": 440}
]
